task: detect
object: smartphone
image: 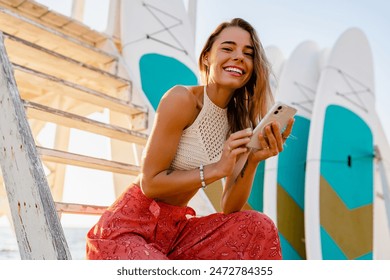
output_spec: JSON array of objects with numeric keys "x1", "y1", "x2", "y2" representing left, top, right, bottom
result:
[{"x1": 247, "y1": 102, "x2": 297, "y2": 149}]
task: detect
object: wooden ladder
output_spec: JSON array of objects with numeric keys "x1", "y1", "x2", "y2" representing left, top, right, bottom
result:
[{"x1": 0, "y1": 0, "x2": 148, "y2": 259}]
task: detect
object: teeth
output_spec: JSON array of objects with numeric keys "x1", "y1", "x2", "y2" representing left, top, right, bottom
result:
[{"x1": 225, "y1": 67, "x2": 243, "y2": 74}]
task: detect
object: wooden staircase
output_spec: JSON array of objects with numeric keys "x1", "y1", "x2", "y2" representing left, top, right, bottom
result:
[{"x1": 0, "y1": 0, "x2": 149, "y2": 259}]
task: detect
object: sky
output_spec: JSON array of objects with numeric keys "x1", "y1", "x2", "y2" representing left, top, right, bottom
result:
[{"x1": 1, "y1": 0, "x2": 389, "y2": 229}]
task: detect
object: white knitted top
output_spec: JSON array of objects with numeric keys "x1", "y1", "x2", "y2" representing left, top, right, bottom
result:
[{"x1": 170, "y1": 86, "x2": 229, "y2": 170}]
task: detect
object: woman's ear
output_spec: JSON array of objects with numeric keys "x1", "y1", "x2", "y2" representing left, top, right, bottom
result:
[{"x1": 203, "y1": 55, "x2": 209, "y2": 67}]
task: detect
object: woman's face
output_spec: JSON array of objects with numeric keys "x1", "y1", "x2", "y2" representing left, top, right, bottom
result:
[{"x1": 205, "y1": 26, "x2": 254, "y2": 90}]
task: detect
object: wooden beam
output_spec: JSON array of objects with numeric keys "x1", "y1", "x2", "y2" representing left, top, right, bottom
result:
[
  {"x1": 14, "y1": 64, "x2": 147, "y2": 117},
  {"x1": 55, "y1": 202, "x2": 107, "y2": 216},
  {"x1": 51, "y1": 122, "x2": 70, "y2": 203},
  {"x1": 0, "y1": 32, "x2": 71, "y2": 259},
  {"x1": 110, "y1": 109, "x2": 141, "y2": 196},
  {"x1": 17, "y1": 1, "x2": 48, "y2": 17},
  {"x1": 24, "y1": 100, "x2": 148, "y2": 145},
  {"x1": 4, "y1": 34, "x2": 130, "y2": 98},
  {"x1": 0, "y1": 1, "x2": 26, "y2": 8},
  {"x1": 37, "y1": 146, "x2": 141, "y2": 176},
  {"x1": 71, "y1": 0, "x2": 85, "y2": 22},
  {"x1": 0, "y1": 6, "x2": 116, "y2": 70}
]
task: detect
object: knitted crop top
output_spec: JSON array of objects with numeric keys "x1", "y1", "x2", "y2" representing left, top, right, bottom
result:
[{"x1": 170, "y1": 86, "x2": 229, "y2": 171}]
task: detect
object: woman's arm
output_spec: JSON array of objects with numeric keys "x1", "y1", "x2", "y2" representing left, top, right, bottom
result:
[
  {"x1": 141, "y1": 86, "x2": 200, "y2": 198},
  {"x1": 221, "y1": 118, "x2": 295, "y2": 214}
]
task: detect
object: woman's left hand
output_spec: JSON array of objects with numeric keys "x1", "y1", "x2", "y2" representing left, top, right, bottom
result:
[{"x1": 248, "y1": 117, "x2": 295, "y2": 163}]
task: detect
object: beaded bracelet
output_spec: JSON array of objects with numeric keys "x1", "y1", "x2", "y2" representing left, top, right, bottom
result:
[{"x1": 199, "y1": 164, "x2": 207, "y2": 189}]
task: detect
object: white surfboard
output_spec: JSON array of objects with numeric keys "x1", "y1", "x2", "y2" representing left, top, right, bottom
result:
[
  {"x1": 247, "y1": 46, "x2": 285, "y2": 213},
  {"x1": 265, "y1": 45, "x2": 285, "y2": 95},
  {"x1": 118, "y1": 0, "x2": 217, "y2": 215},
  {"x1": 262, "y1": 41, "x2": 321, "y2": 259},
  {"x1": 120, "y1": 0, "x2": 198, "y2": 118},
  {"x1": 305, "y1": 28, "x2": 390, "y2": 259},
  {"x1": 372, "y1": 116, "x2": 390, "y2": 259}
]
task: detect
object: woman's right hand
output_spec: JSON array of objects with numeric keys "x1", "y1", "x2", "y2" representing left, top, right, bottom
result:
[{"x1": 215, "y1": 127, "x2": 253, "y2": 177}]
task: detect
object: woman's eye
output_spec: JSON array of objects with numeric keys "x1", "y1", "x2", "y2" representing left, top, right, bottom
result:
[
  {"x1": 222, "y1": 47, "x2": 232, "y2": 51},
  {"x1": 245, "y1": 52, "x2": 254, "y2": 57}
]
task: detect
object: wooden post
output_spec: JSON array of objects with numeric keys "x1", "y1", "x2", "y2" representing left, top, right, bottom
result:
[
  {"x1": 72, "y1": 0, "x2": 85, "y2": 22},
  {"x1": 0, "y1": 32, "x2": 71, "y2": 259},
  {"x1": 187, "y1": 0, "x2": 197, "y2": 37}
]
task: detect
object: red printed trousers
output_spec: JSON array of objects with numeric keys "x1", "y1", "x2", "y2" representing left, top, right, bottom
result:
[{"x1": 86, "y1": 184, "x2": 282, "y2": 260}]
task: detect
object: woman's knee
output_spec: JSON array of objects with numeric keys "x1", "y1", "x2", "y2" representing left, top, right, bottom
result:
[
  {"x1": 229, "y1": 210, "x2": 279, "y2": 239},
  {"x1": 232, "y1": 210, "x2": 276, "y2": 226}
]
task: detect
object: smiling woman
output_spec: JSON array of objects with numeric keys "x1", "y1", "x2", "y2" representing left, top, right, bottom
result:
[{"x1": 86, "y1": 18, "x2": 294, "y2": 260}]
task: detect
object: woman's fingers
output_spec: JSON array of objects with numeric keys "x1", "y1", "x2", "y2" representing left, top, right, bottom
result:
[
  {"x1": 282, "y1": 118, "x2": 295, "y2": 142},
  {"x1": 270, "y1": 122, "x2": 284, "y2": 152},
  {"x1": 229, "y1": 128, "x2": 253, "y2": 141},
  {"x1": 258, "y1": 133, "x2": 269, "y2": 150},
  {"x1": 265, "y1": 125, "x2": 279, "y2": 156},
  {"x1": 227, "y1": 128, "x2": 252, "y2": 152}
]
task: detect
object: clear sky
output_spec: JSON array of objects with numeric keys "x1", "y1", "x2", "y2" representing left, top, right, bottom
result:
[{"x1": 1, "y1": 0, "x2": 389, "y2": 228}]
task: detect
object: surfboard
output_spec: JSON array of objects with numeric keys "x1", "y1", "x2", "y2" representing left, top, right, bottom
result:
[
  {"x1": 304, "y1": 28, "x2": 390, "y2": 259},
  {"x1": 120, "y1": 0, "x2": 198, "y2": 115},
  {"x1": 246, "y1": 46, "x2": 285, "y2": 213},
  {"x1": 119, "y1": 0, "x2": 220, "y2": 215},
  {"x1": 261, "y1": 41, "x2": 321, "y2": 260},
  {"x1": 265, "y1": 46, "x2": 285, "y2": 97},
  {"x1": 372, "y1": 120, "x2": 390, "y2": 259}
]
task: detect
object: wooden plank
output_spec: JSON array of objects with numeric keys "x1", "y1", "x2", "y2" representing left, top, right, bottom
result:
[
  {"x1": 0, "y1": 0, "x2": 25, "y2": 7},
  {"x1": 55, "y1": 202, "x2": 107, "y2": 216},
  {"x1": 50, "y1": 103, "x2": 71, "y2": 202},
  {"x1": 24, "y1": 100, "x2": 148, "y2": 145},
  {"x1": 0, "y1": 7, "x2": 116, "y2": 70},
  {"x1": 81, "y1": 29, "x2": 107, "y2": 45},
  {"x1": 14, "y1": 64, "x2": 146, "y2": 117},
  {"x1": 71, "y1": 0, "x2": 85, "y2": 22},
  {"x1": 62, "y1": 19, "x2": 92, "y2": 37},
  {"x1": 37, "y1": 146, "x2": 141, "y2": 176},
  {"x1": 40, "y1": 9, "x2": 71, "y2": 28},
  {"x1": 17, "y1": 1, "x2": 48, "y2": 17},
  {"x1": 0, "y1": 32, "x2": 71, "y2": 259},
  {"x1": 4, "y1": 34, "x2": 130, "y2": 98},
  {"x1": 0, "y1": 1, "x2": 106, "y2": 46}
]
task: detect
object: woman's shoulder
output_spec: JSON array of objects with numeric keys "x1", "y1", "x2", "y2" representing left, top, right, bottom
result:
[{"x1": 159, "y1": 85, "x2": 203, "y2": 109}]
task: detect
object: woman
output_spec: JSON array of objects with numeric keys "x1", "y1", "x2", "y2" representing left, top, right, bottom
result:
[{"x1": 86, "y1": 18, "x2": 294, "y2": 260}]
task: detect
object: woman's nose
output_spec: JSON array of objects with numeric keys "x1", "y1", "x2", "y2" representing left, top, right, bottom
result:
[{"x1": 233, "y1": 52, "x2": 244, "y2": 61}]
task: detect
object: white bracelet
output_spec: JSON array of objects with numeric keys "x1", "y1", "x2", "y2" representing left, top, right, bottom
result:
[{"x1": 199, "y1": 164, "x2": 207, "y2": 189}]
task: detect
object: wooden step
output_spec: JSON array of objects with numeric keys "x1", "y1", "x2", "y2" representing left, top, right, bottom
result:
[
  {"x1": 37, "y1": 146, "x2": 141, "y2": 176},
  {"x1": 0, "y1": 0, "x2": 113, "y2": 47},
  {"x1": 4, "y1": 33, "x2": 131, "y2": 99},
  {"x1": 0, "y1": 5, "x2": 117, "y2": 72},
  {"x1": 24, "y1": 100, "x2": 148, "y2": 145},
  {"x1": 14, "y1": 64, "x2": 146, "y2": 117},
  {"x1": 55, "y1": 202, "x2": 107, "y2": 216}
]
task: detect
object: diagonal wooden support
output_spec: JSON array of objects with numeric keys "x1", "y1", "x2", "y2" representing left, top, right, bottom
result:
[{"x1": 0, "y1": 32, "x2": 71, "y2": 259}]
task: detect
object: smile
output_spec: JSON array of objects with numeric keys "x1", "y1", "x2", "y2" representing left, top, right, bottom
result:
[{"x1": 224, "y1": 66, "x2": 245, "y2": 75}]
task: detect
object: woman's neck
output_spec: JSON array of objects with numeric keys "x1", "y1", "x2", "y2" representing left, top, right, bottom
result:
[{"x1": 205, "y1": 84, "x2": 235, "y2": 109}]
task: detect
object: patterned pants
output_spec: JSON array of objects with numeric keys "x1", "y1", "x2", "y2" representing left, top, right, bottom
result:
[{"x1": 86, "y1": 184, "x2": 282, "y2": 260}]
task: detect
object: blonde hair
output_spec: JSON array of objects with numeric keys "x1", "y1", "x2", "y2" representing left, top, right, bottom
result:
[{"x1": 198, "y1": 18, "x2": 274, "y2": 133}]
